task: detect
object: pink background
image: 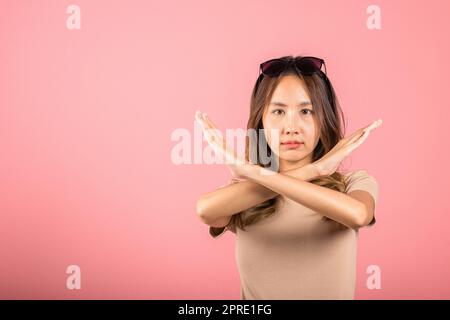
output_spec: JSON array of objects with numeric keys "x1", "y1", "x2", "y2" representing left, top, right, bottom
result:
[{"x1": 1, "y1": 0, "x2": 449, "y2": 299}]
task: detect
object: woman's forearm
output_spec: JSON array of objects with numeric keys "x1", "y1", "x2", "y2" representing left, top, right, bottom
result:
[
  {"x1": 245, "y1": 166, "x2": 366, "y2": 229},
  {"x1": 196, "y1": 164, "x2": 318, "y2": 224}
]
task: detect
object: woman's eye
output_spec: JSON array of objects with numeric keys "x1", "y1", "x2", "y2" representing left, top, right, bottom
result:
[
  {"x1": 271, "y1": 109, "x2": 314, "y2": 116},
  {"x1": 272, "y1": 109, "x2": 284, "y2": 115}
]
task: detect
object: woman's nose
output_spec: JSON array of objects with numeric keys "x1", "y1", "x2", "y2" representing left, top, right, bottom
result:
[
  {"x1": 285, "y1": 127, "x2": 299, "y2": 135},
  {"x1": 284, "y1": 112, "x2": 301, "y2": 134}
]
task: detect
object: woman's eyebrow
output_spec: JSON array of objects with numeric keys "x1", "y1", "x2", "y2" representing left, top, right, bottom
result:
[{"x1": 270, "y1": 101, "x2": 312, "y2": 107}]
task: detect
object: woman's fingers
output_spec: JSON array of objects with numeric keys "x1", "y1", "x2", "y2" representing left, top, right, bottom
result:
[
  {"x1": 353, "y1": 129, "x2": 370, "y2": 147},
  {"x1": 203, "y1": 113, "x2": 229, "y2": 150},
  {"x1": 196, "y1": 112, "x2": 232, "y2": 167},
  {"x1": 202, "y1": 114, "x2": 219, "y2": 138},
  {"x1": 364, "y1": 119, "x2": 382, "y2": 133},
  {"x1": 196, "y1": 112, "x2": 217, "y2": 146},
  {"x1": 341, "y1": 118, "x2": 381, "y2": 155},
  {"x1": 202, "y1": 112, "x2": 241, "y2": 163},
  {"x1": 196, "y1": 111, "x2": 218, "y2": 142},
  {"x1": 343, "y1": 119, "x2": 382, "y2": 146},
  {"x1": 358, "y1": 119, "x2": 381, "y2": 141},
  {"x1": 198, "y1": 112, "x2": 215, "y2": 134},
  {"x1": 196, "y1": 111, "x2": 215, "y2": 130},
  {"x1": 202, "y1": 113, "x2": 215, "y2": 128},
  {"x1": 195, "y1": 111, "x2": 232, "y2": 160},
  {"x1": 201, "y1": 113, "x2": 213, "y2": 130},
  {"x1": 361, "y1": 119, "x2": 382, "y2": 135},
  {"x1": 346, "y1": 130, "x2": 365, "y2": 145},
  {"x1": 195, "y1": 110, "x2": 208, "y2": 130},
  {"x1": 197, "y1": 112, "x2": 211, "y2": 131},
  {"x1": 345, "y1": 126, "x2": 371, "y2": 154},
  {"x1": 204, "y1": 113, "x2": 236, "y2": 149}
]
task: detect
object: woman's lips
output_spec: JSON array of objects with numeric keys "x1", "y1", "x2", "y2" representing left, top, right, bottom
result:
[{"x1": 281, "y1": 142, "x2": 303, "y2": 149}]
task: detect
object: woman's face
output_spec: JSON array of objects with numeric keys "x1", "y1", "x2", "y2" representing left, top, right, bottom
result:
[{"x1": 262, "y1": 75, "x2": 321, "y2": 171}]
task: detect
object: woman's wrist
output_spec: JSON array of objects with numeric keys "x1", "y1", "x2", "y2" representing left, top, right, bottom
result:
[
  {"x1": 241, "y1": 164, "x2": 274, "y2": 182},
  {"x1": 283, "y1": 163, "x2": 319, "y2": 181},
  {"x1": 242, "y1": 163, "x2": 262, "y2": 181},
  {"x1": 240, "y1": 162, "x2": 320, "y2": 184}
]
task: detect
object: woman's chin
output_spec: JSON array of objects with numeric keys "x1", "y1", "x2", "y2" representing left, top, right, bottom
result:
[{"x1": 279, "y1": 151, "x2": 305, "y2": 162}]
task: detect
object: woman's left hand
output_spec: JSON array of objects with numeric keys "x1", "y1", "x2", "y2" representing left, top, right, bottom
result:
[
  {"x1": 313, "y1": 119, "x2": 383, "y2": 177},
  {"x1": 195, "y1": 110, "x2": 254, "y2": 179}
]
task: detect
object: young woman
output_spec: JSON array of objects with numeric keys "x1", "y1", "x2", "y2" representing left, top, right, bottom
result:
[{"x1": 195, "y1": 55, "x2": 382, "y2": 300}]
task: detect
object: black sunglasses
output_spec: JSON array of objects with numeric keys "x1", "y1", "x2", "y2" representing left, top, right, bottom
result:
[
  {"x1": 260, "y1": 56, "x2": 327, "y2": 77},
  {"x1": 254, "y1": 56, "x2": 328, "y2": 97}
]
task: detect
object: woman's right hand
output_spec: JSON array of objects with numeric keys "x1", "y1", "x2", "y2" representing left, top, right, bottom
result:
[
  {"x1": 195, "y1": 110, "x2": 251, "y2": 179},
  {"x1": 313, "y1": 119, "x2": 383, "y2": 177}
]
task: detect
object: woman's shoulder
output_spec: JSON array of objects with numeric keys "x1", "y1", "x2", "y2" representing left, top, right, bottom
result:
[
  {"x1": 342, "y1": 169, "x2": 379, "y2": 202},
  {"x1": 343, "y1": 169, "x2": 374, "y2": 178}
]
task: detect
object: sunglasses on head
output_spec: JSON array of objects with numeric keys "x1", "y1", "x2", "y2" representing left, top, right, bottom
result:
[
  {"x1": 259, "y1": 56, "x2": 327, "y2": 77},
  {"x1": 253, "y1": 56, "x2": 328, "y2": 98}
]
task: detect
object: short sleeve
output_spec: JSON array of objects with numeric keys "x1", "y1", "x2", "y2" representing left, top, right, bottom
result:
[
  {"x1": 345, "y1": 170, "x2": 379, "y2": 226},
  {"x1": 208, "y1": 177, "x2": 241, "y2": 238}
]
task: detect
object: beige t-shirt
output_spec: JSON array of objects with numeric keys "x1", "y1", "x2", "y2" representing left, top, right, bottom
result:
[{"x1": 209, "y1": 170, "x2": 379, "y2": 300}]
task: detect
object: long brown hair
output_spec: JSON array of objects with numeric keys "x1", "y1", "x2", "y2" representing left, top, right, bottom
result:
[{"x1": 230, "y1": 55, "x2": 353, "y2": 231}]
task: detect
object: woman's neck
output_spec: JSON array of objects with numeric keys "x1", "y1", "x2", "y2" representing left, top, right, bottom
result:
[{"x1": 278, "y1": 156, "x2": 313, "y2": 173}]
